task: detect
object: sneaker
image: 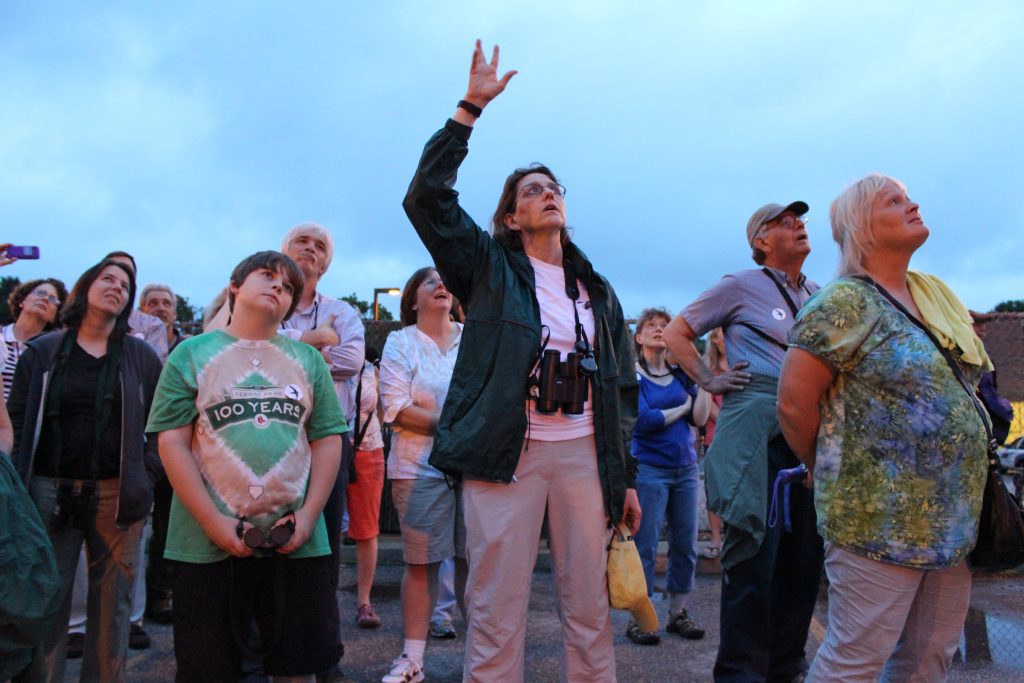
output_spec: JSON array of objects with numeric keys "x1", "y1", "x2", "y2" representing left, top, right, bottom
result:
[
  {"x1": 429, "y1": 618, "x2": 456, "y2": 639},
  {"x1": 128, "y1": 622, "x2": 151, "y2": 650},
  {"x1": 700, "y1": 544, "x2": 721, "y2": 560},
  {"x1": 66, "y1": 632, "x2": 84, "y2": 659},
  {"x1": 625, "y1": 620, "x2": 660, "y2": 645},
  {"x1": 381, "y1": 655, "x2": 424, "y2": 683},
  {"x1": 356, "y1": 603, "x2": 381, "y2": 629},
  {"x1": 666, "y1": 609, "x2": 705, "y2": 640}
]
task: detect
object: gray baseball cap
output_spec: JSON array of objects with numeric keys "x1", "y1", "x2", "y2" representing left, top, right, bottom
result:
[{"x1": 746, "y1": 201, "x2": 809, "y2": 247}]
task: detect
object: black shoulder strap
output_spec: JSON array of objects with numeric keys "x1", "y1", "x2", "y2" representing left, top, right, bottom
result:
[
  {"x1": 760, "y1": 268, "x2": 802, "y2": 317},
  {"x1": 852, "y1": 275, "x2": 996, "y2": 455},
  {"x1": 351, "y1": 363, "x2": 374, "y2": 450},
  {"x1": 736, "y1": 321, "x2": 788, "y2": 351}
]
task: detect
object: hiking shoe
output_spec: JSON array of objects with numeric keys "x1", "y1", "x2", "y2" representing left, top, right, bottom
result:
[
  {"x1": 128, "y1": 622, "x2": 151, "y2": 650},
  {"x1": 66, "y1": 632, "x2": 84, "y2": 659},
  {"x1": 356, "y1": 603, "x2": 381, "y2": 629},
  {"x1": 625, "y1": 620, "x2": 660, "y2": 645},
  {"x1": 666, "y1": 609, "x2": 705, "y2": 640},
  {"x1": 381, "y1": 655, "x2": 424, "y2": 683},
  {"x1": 429, "y1": 618, "x2": 456, "y2": 639}
]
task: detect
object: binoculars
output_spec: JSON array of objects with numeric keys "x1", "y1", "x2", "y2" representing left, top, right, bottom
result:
[
  {"x1": 236, "y1": 512, "x2": 295, "y2": 550},
  {"x1": 534, "y1": 348, "x2": 595, "y2": 415}
]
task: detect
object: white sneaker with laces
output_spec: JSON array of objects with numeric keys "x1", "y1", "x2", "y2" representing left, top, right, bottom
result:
[{"x1": 382, "y1": 655, "x2": 424, "y2": 683}]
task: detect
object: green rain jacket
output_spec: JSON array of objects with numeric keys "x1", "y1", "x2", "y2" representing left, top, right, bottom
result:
[
  {"x1": 0, "y1": 453, "x2": 60, "y2": 680},
  {"x1": 402, "y1": 120, "x2": 638, "y2": 522}
]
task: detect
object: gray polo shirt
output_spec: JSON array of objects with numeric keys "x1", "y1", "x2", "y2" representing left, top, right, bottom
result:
[{"x1": 681, "y1": 267, "x2": 819, "y2": 378}]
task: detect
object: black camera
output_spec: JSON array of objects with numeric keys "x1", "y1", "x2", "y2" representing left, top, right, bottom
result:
[
  {"x1": 534, "y1": 348, "x2": 595, "y2": 415},
  {"x1": 51, "y1": 481, "x2": 98, "y2": 531},
  {"x1": 236, "y1": 512, "x2": 295, "y2": 550}
]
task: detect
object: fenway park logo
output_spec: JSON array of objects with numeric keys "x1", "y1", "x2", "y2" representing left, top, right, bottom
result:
[{"x1": 205, "y1": 398, "x2": 306, "y2": 431}]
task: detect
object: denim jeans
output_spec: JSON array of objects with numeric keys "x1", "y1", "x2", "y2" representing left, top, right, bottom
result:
[{"x1": 634, "y1": 462, "x2": 700, "y2": 597}]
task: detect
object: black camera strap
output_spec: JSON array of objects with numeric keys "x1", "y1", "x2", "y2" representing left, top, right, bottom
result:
[{"x1": 562, "y1": 257, "x2": 594, "y2": 360}]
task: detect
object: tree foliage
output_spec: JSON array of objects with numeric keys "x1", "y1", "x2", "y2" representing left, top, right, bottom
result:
[
  {"x1": 175, "y1": 294, "x2": 198, "y2": 324},
  {"x1": 0, "y1": 276, "x2": 21, "y2": 326},
  {"x1": 993, "y1": 300, "x2": 1024, "y2": 313},
  {"x1": 342, "y1": 293, "x2": 394, "y2": 321}
]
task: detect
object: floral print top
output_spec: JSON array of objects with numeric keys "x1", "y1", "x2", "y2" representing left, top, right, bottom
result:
[{"x1": 789, "y1": 277, "x2": 987, "y2": 569}]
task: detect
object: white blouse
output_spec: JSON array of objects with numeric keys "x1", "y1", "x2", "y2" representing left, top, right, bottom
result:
[{"x1": 379, "y1": 323, "x2": 462, "y2": 480}]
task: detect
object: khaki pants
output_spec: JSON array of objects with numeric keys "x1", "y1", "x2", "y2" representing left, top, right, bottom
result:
[
  {"x1": 462, "y1": 436, "x2": 615, "y2": 683},
  {"x1": 19, "y1": 477, "x2": 142, "y2": 683},
  {"x1": 808, "y1": 543, "x2": 971, "y2": 683}
]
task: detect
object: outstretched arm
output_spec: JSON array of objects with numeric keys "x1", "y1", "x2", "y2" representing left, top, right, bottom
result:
[{"x1": 452, "y1": 40, "x2": 517, "y2": 128}]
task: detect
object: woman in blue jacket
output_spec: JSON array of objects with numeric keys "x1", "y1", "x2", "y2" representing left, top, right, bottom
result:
[{"x1": 629, "y1": 307, "x2": 710, "y2": 645}]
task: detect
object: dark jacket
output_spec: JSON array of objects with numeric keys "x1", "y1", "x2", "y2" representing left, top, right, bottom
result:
[
  {"x1": 403, "y1": 120, "x2": 638, "y2": 521},
  {"x1": 8, "y1": 329, "x2": 163, "y2": 528}
]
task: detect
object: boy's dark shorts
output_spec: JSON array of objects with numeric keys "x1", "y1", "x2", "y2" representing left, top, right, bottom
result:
[{"x1": 172, "y1": 554, "x2": 339, "y2": 682}]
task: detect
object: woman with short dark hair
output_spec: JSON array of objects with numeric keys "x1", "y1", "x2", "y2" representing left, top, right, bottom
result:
[
  {"x1": 2, "y1": 278, "x2": 67, "y2": 401},
  {"x1": 8, "y1": 259, "x2": 162, "y2": 682},
  {"x1": 627, "y1": 307, "x2": 710, "y2": 646}
]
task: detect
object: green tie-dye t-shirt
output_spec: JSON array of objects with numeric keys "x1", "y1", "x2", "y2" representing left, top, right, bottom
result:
[
  {"x1": 147, "y1": 330, "x2": 347, "y2": 563},
  {"x1": 789, "y1": 278, "x2": 987, "y2": 569}
]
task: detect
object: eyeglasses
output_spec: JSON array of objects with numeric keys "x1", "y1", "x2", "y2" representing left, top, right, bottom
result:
[
  {"x1": 761, "y1": 214, "x2": 807, "y2": 231},
  {"x1": 30, "y1": 288, "x2": 60, "y2": 305},
  {"x1": 518, "y1": 182, "x2": 567, "y2": 199}
]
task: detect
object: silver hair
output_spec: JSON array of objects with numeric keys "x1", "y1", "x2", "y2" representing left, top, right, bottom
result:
[
  {"x1": 829, "y1": 173, "x2": 907, "y2": 276},
  {"x1": 139, "y1": 283, "x2": 175, "y2": 307},
  {"x1": 280, "y1": 222, "x2": 334, "y2": 275}
]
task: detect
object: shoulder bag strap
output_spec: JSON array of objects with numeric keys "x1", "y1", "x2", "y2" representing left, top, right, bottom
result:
[
  {"x1": 852, "y1": 275, "x2": 997, "y2": 456},
  {"x1": 761, "y1": 268, "x2": 801, "y2": 317}
]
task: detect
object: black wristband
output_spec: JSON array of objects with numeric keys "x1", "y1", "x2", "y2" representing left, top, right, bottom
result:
[{"x1": 457, "y1": 99, "x2": 483, "y2": 117}]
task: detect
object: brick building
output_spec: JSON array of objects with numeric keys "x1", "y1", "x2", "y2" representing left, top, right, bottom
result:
[{"x1": 973, "y1": 311, "x2": 1024, "y2": 440}]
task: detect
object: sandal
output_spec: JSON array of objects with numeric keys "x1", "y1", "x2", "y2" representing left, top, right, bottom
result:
[
  {"x1": 701, "y1": 544, "x2": 721, "y2": 559},
  {"x1": 626, "y1": 620, "x2": 660, "y2": 645}
]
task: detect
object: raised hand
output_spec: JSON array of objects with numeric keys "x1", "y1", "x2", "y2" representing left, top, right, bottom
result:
[
  {"x1": 0, "y1": 244, "x2": 16, "y2": 267},
  {"x1": 463, "y1": 39, "x2": 517, "y2": 110}
]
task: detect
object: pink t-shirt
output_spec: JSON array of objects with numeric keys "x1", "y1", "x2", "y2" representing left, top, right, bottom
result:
[{"x1": 527, "y1": 256, "x2": 595, "y2": 441}]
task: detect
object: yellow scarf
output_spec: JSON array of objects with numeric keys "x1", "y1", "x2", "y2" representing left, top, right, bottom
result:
[{"x1": 906, "y1": 271, "x2": 993, "y2": 370}]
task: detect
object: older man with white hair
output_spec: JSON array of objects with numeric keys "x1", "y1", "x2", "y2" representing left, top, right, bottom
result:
[
  {"x1": 140, "y1": 283, "x2": 188, "y2": 358},
  {"x1": 277, "y1": 222, "x2": 364, "y2": 674}
]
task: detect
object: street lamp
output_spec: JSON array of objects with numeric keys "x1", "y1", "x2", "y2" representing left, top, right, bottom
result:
[{"x1": 373, "y1": 287, "x2": 401, "y2": 321}]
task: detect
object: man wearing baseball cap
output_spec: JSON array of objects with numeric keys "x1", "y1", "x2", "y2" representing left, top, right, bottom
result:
[{"x1": 664, "y1": 201, "x2": 824, "y2": 683}]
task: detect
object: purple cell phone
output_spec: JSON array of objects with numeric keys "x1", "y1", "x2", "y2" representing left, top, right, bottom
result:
[{"x1": 5, "y1": 246, "x2": 40, "y2": 259}]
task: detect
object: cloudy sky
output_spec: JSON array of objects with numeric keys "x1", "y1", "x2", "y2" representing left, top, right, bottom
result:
[{"x1": 3, "y1": 1, "x2": 1022, "y2": 319}]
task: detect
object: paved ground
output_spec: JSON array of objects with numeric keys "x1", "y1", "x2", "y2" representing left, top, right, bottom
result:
[{"x1": 67, "y1": 540, "x2": 1024, "y2": 682}]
